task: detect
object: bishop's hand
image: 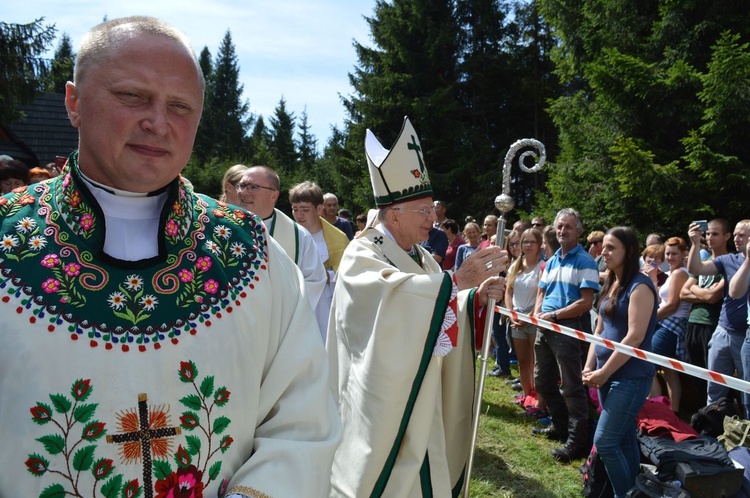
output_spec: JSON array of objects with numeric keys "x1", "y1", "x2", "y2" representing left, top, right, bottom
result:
[{"x1": 454, "y1": 246, "x2": 508, "y2": 291}]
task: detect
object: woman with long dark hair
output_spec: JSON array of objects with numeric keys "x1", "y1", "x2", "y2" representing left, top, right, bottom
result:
[{"x1": 583, "y1": 227, "x2": 658, "y2": 497}]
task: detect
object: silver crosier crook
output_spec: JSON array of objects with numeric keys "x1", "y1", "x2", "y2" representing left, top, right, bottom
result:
[{"x1": 463, "y1": 138, "x2": 545, "y2": 497}]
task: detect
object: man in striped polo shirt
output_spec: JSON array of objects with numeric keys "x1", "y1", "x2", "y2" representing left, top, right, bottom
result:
[{"x1": 531, "y1": 208, "x2": 599, "y2": 462}]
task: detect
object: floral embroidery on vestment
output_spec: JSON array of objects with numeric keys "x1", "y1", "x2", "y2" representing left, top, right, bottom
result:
[
  {"x1": 0, "y1": 151, "x2": 268, "y2": 352},
  {"x1": 24, "y1": 360, "x2": 235, "y2": 497}
]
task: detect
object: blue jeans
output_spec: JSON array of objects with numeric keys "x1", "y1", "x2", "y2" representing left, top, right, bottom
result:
[
  {"x1": 707, "y1": 324, "x2": 744, "y2": 404},
  {"x1": 594, "y1": 377, "x2": 652, "y2": 498},
  {"x1": 493, "y1": 314, "x2": 510, "y2": 372},
  {"x1": 741, "y1": 330, "x2": 750, "y2": 418}
]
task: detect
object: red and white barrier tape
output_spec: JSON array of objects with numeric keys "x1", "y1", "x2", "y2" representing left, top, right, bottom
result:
[{"x1": 494, "y1": 305, "x2": 750, "y2": 394}]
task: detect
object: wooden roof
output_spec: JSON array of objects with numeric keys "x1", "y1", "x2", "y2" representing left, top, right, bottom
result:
[{"x1": 0, "y1": 93, "x2": 78, "y2": 167}]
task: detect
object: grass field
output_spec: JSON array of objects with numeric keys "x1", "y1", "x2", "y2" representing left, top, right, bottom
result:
[{"x1": 466, "y1": 365, "x2": 584, "y2": 497}]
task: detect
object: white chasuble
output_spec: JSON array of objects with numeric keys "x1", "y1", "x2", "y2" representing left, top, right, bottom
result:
[{"x1": 327, "y1": 227, "x2": 484, "y2": 498}]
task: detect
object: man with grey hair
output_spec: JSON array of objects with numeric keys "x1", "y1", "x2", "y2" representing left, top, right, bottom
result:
[
  {"x1": 531, "y1": 207, "x2": 599, "y2": 462},
  {"x1": 0, "y1": 16, "x2": 338, "y2": 497},
  {"x1": 328, "y1": 117, "x2": 507, "y2": 496},
  {"x1": 322, "y1": 192, "x2": 354, "y2": 240}
]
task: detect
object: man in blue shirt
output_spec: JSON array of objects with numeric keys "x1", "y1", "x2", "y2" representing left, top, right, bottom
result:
[
  {"x1": 689, "y1": 219, "x2": 750, "y2": 410},
  {"x1": 532, "y1": 208, "x2": 599, "y2": 462}
]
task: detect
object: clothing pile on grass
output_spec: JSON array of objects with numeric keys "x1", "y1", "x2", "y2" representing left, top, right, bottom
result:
[{"x1": 583, "y1": 395, "x2": 750, "y2": 498}]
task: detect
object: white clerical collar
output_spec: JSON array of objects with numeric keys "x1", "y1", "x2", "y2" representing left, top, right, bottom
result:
[
  {"x1": 80, "y1": 172, "x2": 168, "y2": 260},
  {"x1": 81, "y1": 173, "x2": 168, "y2": 220}
]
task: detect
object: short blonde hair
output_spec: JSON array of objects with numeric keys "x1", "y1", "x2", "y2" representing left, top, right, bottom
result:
[
  {"x1": 220, "y1": 164, "x2": 248, "y2": 202},
  {"x1": 76, "y1": 16, "x2": 203, "y2": 91},
  {"x1": 587, "y1": 230, "x2": 605, "y2": 243}
]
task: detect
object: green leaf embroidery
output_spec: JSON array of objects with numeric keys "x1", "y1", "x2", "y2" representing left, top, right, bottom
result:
[
  {"x1": 185, "y1": 435, "x2": 202, "y2": 455},
  {"x1": 72, "y1": 445, "x2": 96, "y2": 471},
  {"x1": 179, "y1": 394, "x2": 203, "y2": 411},
  {"x1": 153, "y1": 460, "x2": 173, "y2": 480},
  {"x1": 49, "y1": 393, "x2": 72, "y2": 413},
  {"x1": 39, "y1": 483, "x2": 67, "y2": 498},
  {"x1": 199, "y1": 376, "x2": 215, "y2": 398},
  {"x1": 213, "y1": 416, "x2": 230, "y2": 434},
  {"x1": 101, "y1": 474, "x2": 124, "y2": 498},
  {"x1": 37, "y1": 434, "x2": 66, "y2": 455},
  {"x1": 208, "y1": 460, "x2": 222, "y2": 481},
  {"x1": 73, "y1": 403, "x2": 97, "y2": 423}
]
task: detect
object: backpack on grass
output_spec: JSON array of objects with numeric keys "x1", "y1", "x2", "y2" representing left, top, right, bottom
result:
[{"x1": 580, "y1": 445, "x2": 614, "y2": 498}]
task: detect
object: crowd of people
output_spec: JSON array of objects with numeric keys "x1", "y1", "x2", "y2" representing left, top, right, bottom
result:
[
  {"x1": 0, "y1": 155, "x2": 62, "y2": 194},
  {"x1": 2, "y1": 14, "x2": 749, "y2": 498}
]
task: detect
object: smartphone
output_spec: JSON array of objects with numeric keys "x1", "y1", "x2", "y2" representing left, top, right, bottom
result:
[{"x1": 692, "y1": 219, "x2": 708, "y2": 232}]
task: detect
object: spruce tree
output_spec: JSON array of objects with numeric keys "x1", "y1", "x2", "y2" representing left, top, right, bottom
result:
[
  {"x1": 0, "y1": 18, "x2": 56, "y2": 123},
  {"x1": 297, "y1": 108, "x2": 318, "y2": 172},
  {"x1": 206, "y1": 30, "x2": 251, "y2": 161},
  {"x1": 342, "y1": 0, "x2": 464, "y2": 214},
  {"x1": 268, "y1": 97, "x2": 298, "y2": 175},
  {"x1": 538, "y1": 0, "x2": 750, "y2": 233},
  {"x1": 45, "y1": 33, "x2": 74, "y2": 94}
]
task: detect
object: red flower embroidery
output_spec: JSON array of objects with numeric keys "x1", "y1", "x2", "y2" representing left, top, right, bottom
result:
[
  {"x1": 79, "y1": 213, "x2": 94, "y2": 231},
  {"x1": 166, "y1": 219, "x2": 180, "y2": 237},
  {"x1": 93, "y1": 458, "x2": 114, "y2": 479},
  {"x1": 203, "y1": 279, "x2": 219, "y2": 294},
  {"x1": 178, "y1": 268, "x2": 193, "y2": 283},
  {"x1": 179, "y1": 361, "x2": 196, "y2": 382},
  {"x1": 25, "y1": 455, "x2": 49, "y2": 475},
  {"x1": 82, "y1": 421, "x2": 106, "y2": 440},
  {"x1": 195, "y1": 257, "x2": 212, "y2": 272},
  {"x1": 30, "y1": 404, "x2": 52, "y2": 422},
  {"x1": 72, "y1": 379, "x2": 91, "y2": 400},
  {"x1": 180, "y1": 413, "x2": 199, "y2": 429},
  {"x1": 69, "y1": 191, "x2": 82, "y2": 208},
  {"x1": 41, "y1": 278, "x2": 61, "y2": 294},
  {"x1": 123, "y1": 479, "x2": 140, "y2": 498},
  {"x1": 154, "y1": 465, "x2": 204, "y2": 498}
]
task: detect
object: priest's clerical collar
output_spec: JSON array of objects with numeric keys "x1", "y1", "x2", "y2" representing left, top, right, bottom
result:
[
  {"x1": 81, "y1": 172, "x2": 170, "y2": 198},
  {"x1": 79, "y1": 172, "x2": 168, "y2": 260}
]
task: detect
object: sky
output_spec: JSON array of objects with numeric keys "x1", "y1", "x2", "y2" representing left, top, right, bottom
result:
[{"x1": 5, "y1": 0, "x2": 376, "y2": 147}]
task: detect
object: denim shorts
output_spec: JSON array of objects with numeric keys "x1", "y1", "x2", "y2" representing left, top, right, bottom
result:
[{"x1": 510, "y1": 322, "x2": 537, "y2": 340}]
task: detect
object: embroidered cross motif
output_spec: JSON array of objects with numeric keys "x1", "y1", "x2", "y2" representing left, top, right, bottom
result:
[
  {"x1": 407, "y1": 135, "x2": 426, "y2": 174},
  {"x1": 374, "y1": 236, "x2": 384, "y2": 245},
  {"x1": 106, "y1": 393, "x2": 182, "y2": 498}
]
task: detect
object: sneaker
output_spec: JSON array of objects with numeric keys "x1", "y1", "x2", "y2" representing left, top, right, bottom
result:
[
  {"x1": 537, "y1": 416, "x2": 551, "y2": 426},
  {"x1": 550, "y1": 443, "x2": 588, "y2": 463},
  {"x1": 531, "y1": 425, "x2": 567, "y2": 442},
  {"x1": 505, "y1": 376, "x2": 520, "y2": 384},
  {"x1": 488, "y1": 368, "x2": 512, "y2": 378},
  {"x1": 512, "y1": 394, "x2": 526, "y2": 405},
  {"x1": 511, "y1": 383, "x2": 523, "y2": 392},
  {"x1": 520, "y1": 408, "x2": 549, "y2": 419}
]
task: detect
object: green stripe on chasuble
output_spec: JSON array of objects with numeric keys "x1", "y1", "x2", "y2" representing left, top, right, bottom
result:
[
  {"x1": 420, "y1": 453, "x2": 433, "y2": 497},
  {"x1": 369, "y1": 271, "x2": 454, "y2": 498},
  {"x1": 293, "y1": 221, "x2": 300, "y2": 263},
  {"x1": 452, "y1": 287, "x2": 478, "y2": 497}
]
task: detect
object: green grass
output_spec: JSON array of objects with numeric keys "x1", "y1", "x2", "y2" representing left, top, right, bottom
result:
[{"x1": 467, "y1": 365, "x2": 584, "y2": 497}]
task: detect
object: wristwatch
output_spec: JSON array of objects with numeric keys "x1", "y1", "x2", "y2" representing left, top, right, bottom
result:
[{"x1": 551, "y1": 311, "x2": 558, "y2": 322}]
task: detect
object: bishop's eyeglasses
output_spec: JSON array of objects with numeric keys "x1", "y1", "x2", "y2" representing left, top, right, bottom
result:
[{"x1": 235, "y1": 182, "x2": 277, "y2": 193}]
